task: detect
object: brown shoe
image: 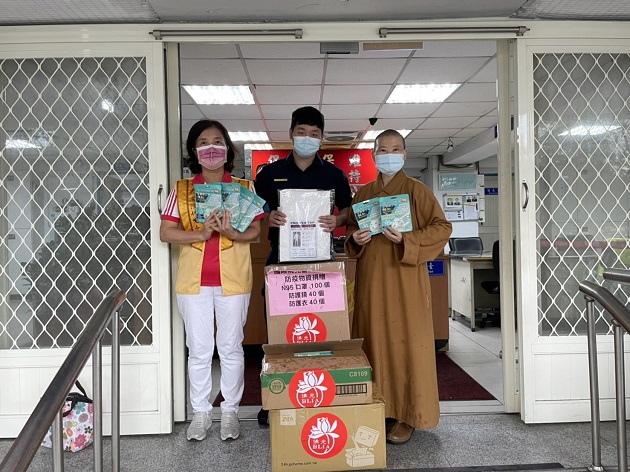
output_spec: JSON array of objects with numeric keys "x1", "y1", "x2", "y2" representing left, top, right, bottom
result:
[{"x1": 386, "y1": 421, "x2": 414, "y2": 444}]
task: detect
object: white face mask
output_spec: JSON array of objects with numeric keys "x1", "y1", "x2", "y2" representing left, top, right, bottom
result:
[
  {"x1": 293, "y1": 136, "x2": 321, "y2": 158},
  {"x1": 375, "y1": 153, "x2": 405, "y2": 176}
]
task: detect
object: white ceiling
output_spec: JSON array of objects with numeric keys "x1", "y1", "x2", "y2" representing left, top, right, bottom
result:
[
  {"x1": 180, "y1": 40, "x2": 499, "y2": 165},
  {"x1": 1, "y1": 0, "x2": 629, "y2": 170}
]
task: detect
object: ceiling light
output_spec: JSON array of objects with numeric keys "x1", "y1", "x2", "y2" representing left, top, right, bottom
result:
[
  {"x1": 355, "y1": 142, "x2": 374, "y2": 149},
  {"x1": 446, "y1": 137, "x2": 454, "y2": 153},
  {"x1": 362, "y1": 129, "x2": 412, "y2": 140},
  {"x1": 183, "y1": 85, "x2": 255, "y2": 105},
  {"x1": 387, "y1": 84, "x2": 461, "y2": 104},
  {"x1": 229, "y1": 131, "x2": 269, "y2": 141},
  {"x1": 558, "y1": 124, "x2": 621, "y2": 137},
  {"x1": 5, "y1": 139, "x2": 40, "y2": 149},
  {"x1": 244, "y1": 143, "x2": 273, "y2": 150}
]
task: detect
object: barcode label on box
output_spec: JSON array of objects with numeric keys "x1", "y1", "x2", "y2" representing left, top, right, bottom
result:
[{"x1": 336, "y1": 383, "x2": 368, "y2": 396}]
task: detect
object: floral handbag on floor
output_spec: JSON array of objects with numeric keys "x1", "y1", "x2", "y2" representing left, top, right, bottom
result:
[{"x1": 41, "y1": 380, "x2": 94, "y2": 452}]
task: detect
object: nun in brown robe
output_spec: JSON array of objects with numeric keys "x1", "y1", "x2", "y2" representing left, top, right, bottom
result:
[{"x1": 345, "y1": 130, "x2": 452, "y2": 443}]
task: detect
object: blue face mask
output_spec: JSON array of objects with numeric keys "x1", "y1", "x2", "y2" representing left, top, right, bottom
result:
[
  {"x1": 293, "y1": 136, "x2": 321, "y2": 158},
  {"x1": 375, "y1": 153, "x2": 405, "y2": 176}
]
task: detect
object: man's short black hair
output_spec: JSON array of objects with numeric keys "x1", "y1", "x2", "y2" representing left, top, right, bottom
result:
[{"x1": 290, "y1": 106, "x2": 325, "y2": 133}]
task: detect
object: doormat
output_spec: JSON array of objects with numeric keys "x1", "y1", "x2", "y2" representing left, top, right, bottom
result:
[{"x1": 213, "y1": 348, "x2": 496, "y2": 406}]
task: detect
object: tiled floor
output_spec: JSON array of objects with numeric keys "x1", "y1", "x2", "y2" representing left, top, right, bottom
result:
[{"x1": 3, "y1": 320, "x2": 628, "y2": 471}]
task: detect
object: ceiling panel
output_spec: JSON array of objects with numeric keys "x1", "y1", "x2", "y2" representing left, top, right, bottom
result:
[
  {"x1": 197, "y1": 104, "x2": 261, "y2": 120},
  {"x1": 329, "y1": 48, "x2": 415, "y2": 59},
  {"x1": 414, "y1": 40, "x2": 497, "y2": 58},
  {"x1": 398, "y1": 57, "x2": 490, "y2": 83},
  {"x1": 268, "y1": 130, "x2": 291, "y2": 141},
  {"x1": 181, "y1": 105, "x2": 204, "y2": 120},
  {"x1": 320, "y1": 104, "x2": 380, "y2": 121},
  {"x1": 254, "y1": 85, "x2": 321, "y2": 105},
  {"x1": 469, "y1": 115, "x2": 499, "y2": 128},
  {"x1": 454, "y1": 127, "x2": 494, "y2": 138},
  {"x1": 180, "y1": 43, "x2": 239, "y2": 59},
  {"x1": 180, "y1": 59, "x2": 249, "y2": 85},
  {"x1": 211, "y1": 119, "x2": 269, "y2": 132},
  {"x1": 447, "y1": 83, "x2": 498, "y2": 102},
  {"x1": 407, "y1": 128, "x2": 462, "y2": 139},
  {"x1": 246, "y1": 59, "x2": 325, "y2": 85},
  {"x1": 368, "y1": 118, "x2": 425, "y2": 130},
  {"x1": 240, "y1": 42, "x2": 323, "y2": 59},
  {"x1": 422, "y1": 116, "x2": 478, "y2": 129},
  {"x1": 469, "y1": 58, "x2": 498, "y2": 83},
  {"x1": 406, "y1": 137, "x2": 444, "y2": 146},
  {"x1": 325, "y1": 58, "x2": 407, "y2": 85},
  {"x1": 378, "y1": 103, "x2": 440, "y2": 119},
  {"x1": 266, "y1": 120, "x2": 292, "y2": 132},
  {"x1": 259, "y1": 104, "x2": 311, "y2": 120},
  {"x1": 432, "y1": 102, "x2": 497, "y2": 118},
  {"x1": 181, "y1": 88, "x2": 195, "y2": 105},
  {"x1": 324, "y1": 119, "x2": 373, "y2": 132},
  {"x1": 322, "y1": 85, "x2": 390, "y2": 105}
]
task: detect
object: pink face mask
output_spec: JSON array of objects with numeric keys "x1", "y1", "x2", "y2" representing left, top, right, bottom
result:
[{"x1": 196, "y1": 144, "x2": 228, "y2": 170}]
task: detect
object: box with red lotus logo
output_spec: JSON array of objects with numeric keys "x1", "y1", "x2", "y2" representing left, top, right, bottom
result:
[
  {"x1": 261, "y1": 339, "x2": 372, "y2": 411},
  {"x1": 269, "y1": 385, "x2": 385, "y2": 472},
  {"x1": 265, "y1": 262, "x2": 350, "y2": 345}
]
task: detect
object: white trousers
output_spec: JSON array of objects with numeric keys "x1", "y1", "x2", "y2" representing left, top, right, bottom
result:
[{"x1": 177, "y1": 286, "x2": 250, "y2": 414}]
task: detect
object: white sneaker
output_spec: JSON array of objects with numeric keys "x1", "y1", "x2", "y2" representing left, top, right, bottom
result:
[
  {"x1": 187, "y1": 411, "x2": 212, "y2": 441},
  {"x1": 220, "y1": 411, "x2": 240, "y2": 441}
]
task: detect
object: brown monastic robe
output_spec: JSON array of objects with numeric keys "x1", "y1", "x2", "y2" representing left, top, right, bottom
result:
[{"x1": 345, "y1": 170, "x2": 452, "y2": 429}]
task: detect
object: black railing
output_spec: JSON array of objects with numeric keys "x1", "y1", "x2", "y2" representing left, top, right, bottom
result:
[{"x1": 0, "y1": 290, "x2": 126, "y2": 472}]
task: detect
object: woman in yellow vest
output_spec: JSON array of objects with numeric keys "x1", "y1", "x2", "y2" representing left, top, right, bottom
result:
[{"x1": 160, "y1": 119, "x2": 263, "y2": 443}]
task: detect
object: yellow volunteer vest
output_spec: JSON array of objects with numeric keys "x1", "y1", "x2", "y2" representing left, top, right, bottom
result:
[{"x1": 174, "y1": 177, "x2": 255, "y2": 295}]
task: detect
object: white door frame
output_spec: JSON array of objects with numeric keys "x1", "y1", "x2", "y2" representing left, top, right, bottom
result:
[
  {"x1": 515, "y1": 37, "x2": 630, "y2": 423},
  {"x1": 0, "y1": 36, "x2": 172, "y2": 436}
]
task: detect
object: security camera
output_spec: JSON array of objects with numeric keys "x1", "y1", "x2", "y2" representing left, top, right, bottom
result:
[{"x1": 369, "y1": 117, "x2": 378, "y2": 126}]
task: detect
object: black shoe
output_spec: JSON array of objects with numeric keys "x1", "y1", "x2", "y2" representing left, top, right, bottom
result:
[{"x1": 257, "y1": 408, "x2": 269, "y2": 426}]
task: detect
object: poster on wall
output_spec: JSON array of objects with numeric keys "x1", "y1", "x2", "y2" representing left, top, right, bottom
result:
[
  {"x1": 251, "y1": 149, "x2": 377, "y2": 186},
  {"x1": 444, "y1": 193, "x2": 479, "y2": 221}
]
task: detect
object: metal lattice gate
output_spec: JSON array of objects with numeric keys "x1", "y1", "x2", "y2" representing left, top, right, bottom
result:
[
  {"x1": 533, "y1": 52, "x2": 630, "y2": 337},
  {"x1": 0, "y1": 56, "x2": 152, "y2": 350}
]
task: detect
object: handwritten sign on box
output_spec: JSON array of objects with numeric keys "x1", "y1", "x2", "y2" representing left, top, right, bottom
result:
[{"x1": 267, "y1": 271, "x2": 345, "y2": 316}]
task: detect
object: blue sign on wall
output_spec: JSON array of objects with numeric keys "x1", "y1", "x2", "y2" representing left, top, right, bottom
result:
[
  {"x1": 485, "y1": 187, "x2": 498, "y2": 196},
  {"x1": 428, "y1": 259, "x2": 445, "y2": 276}
]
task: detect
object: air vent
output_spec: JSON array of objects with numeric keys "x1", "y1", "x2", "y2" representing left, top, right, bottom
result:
[
  {"x1": 320, "y1": 42, "x2": 360, "y2": 55},
  {"x1": 324, "y1": 131, "x2": 361, "y2": 142}
]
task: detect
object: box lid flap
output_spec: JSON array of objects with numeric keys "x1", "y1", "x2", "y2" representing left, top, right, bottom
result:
[{"x1": 263, "y1": 338, "x2": 363, "y2": 357}]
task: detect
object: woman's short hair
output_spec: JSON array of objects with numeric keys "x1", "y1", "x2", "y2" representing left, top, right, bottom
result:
[{"x1": 185, "y1": 119, "x2": 237, "y2": 175}]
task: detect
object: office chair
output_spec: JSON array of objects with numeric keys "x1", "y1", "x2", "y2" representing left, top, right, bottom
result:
[
  {"x1": 448, "y1": 237, "x2": 483, "y2": 253},
  {"x1": 480, "y1": 240, "x2": 500, "y2": 295},
  {"x1": 476, "y1": 240, "x2": 501, "y2": 329}
]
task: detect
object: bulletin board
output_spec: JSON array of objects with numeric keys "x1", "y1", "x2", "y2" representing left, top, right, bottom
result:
[{"x1": 444, "y1": 193, "x2": 479, "y2": 221}]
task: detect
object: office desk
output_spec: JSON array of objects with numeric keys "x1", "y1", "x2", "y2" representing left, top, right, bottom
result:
[{"x1": 448, "y1": 254, "x2": 500, "y2": 331}]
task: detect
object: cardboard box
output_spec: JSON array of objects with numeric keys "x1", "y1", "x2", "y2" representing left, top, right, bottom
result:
[
  {"x1": 265, "y1": 261, "x2": 350, "y2": 344},
  {"x1": 261, "y1": 339, "x2": 372, "y2": 410},
  {"x1": 270, "y1": 385, "x2": 385, "y2": 472}
]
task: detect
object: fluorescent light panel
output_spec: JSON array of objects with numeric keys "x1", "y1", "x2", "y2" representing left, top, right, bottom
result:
[
  {"x1": 229, "y1": 131, "x2": 269, "y2": 141},
  {"x1": 183, "y1": 85, "x2": 255, "y2": 105},
  {"x1": 244, "y1": 143, "x2": 273, "y2": 150},
  {"x1": 387, "y1": 83, "x2": 461, "y2": 103},
  {"x1": 362, "y1": 129, "x2": 412, "y2": 140}
]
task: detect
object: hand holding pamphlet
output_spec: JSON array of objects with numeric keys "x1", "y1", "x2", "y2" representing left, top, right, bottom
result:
[
  {"x1": 194, "y1": 182, "x2": 266, "y2": 232},
  {"x1": 352, "y1": 193, "x2": 413, "y2": 234}
]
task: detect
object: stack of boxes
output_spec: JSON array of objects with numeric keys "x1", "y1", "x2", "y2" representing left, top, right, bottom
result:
[{"x1": 262, "y1": 261, "x2": 386, "y2": 472}]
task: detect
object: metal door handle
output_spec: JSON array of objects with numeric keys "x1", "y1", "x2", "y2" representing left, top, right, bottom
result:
[
  {"x1": 157, "y1": 184, "x2": 163, "y2": 215},
  {"x1": 522, "y1": 180, "x2": 529, "y2": 211}
]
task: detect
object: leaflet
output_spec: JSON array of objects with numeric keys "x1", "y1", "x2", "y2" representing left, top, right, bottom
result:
[
  {"x1": 235, "y1": 193, "x2": 265, "y2": 233},
  {"x1": 352, "y1": 198, "x2": 382, "y2": 235},
  {"x1": 279, "y1": 188, "x2": 333, "y2": 262},
  {"x1": 379, "y1": 194, "x2": 412, "y2": 233},
  {"x1": 221, "y1": 182, "x2": 241, "y2": 223},
  {"x1": 194, "y1": 183, "x2": 222, "y2": 223}
]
